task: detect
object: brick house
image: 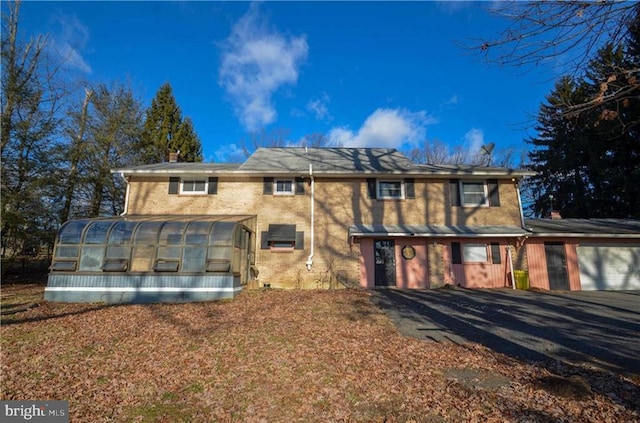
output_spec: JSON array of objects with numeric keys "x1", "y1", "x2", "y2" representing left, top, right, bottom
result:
[{"x1": 45, "y1": 147, "x2": 534, "y2": 302}]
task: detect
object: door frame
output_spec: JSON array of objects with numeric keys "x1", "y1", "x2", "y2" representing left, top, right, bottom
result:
[
  {"x1": 544, "y1": 242, "x2": 570, "y2": 290},
  {"x1": 374, "y1": 239, "x2": 396, "y2": 287}
]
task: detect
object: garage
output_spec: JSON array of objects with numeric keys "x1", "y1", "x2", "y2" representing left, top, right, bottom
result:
[
  {"x1": 525, "y1": 218, "x2": 640, "y2": 291},
  {"x1": 577, "y1": 243, "x2": 640, "y2": 290}
]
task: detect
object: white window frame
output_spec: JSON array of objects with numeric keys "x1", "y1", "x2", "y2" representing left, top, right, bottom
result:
[
  {"x1": 274, "y1": 179, "x2": 294, "y2": 195},
  {"x1": 180, "y1": 179, "x2": 208, "y2": 195},
  {"x1": 460, "y1": 181, "x2": 488, "y2": 206},
  {"x1": 377, "y1": 180, "x2": 404, "y2": 200},
  {"x1": 462, "y1": 243, "x2": 489, "y2": 263}
]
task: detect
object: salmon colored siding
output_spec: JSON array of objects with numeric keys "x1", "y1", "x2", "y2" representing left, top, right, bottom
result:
[
  {"x1": 395, "y1": 242, "x2": 429, "y2": 289},
  {"x1": 525, "y1": 239, "x2": 581, "y2": 291},
  {"x1": 358, "y1": 239, "x2": 429, "y2": 288},
  {"x1": 359, "y1": 239, "x2": 374, "y2": 288},
  {"x1": 445, "y1": 239, "x2": 513, "y2": 288}
]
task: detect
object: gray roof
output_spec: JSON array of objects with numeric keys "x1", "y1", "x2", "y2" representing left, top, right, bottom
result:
[
  {"x1": 348, "y1": 224, "x2": 527, "y2": 240},
  {"x1": 112, "y1": 147, "x2": 534, "y2": 178},
  {"x1": 524, "y1": 218, "x2": 640, "y2": 238},
  {"x1": 239, "y1": 147, "x2": 415, "y2": 174},
  {"x1": 111, "y1": 162, "x2": 241, "y2": 174}
]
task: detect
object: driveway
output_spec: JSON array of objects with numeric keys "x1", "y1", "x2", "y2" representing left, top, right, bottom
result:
[{"x1": 370, "y1": 288, "x2": 640, "y2": 376}]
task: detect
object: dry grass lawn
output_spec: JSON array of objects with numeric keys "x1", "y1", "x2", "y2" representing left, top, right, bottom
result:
[{"x1": 1, "y1": 284, "x2": 639, "y2": 422}]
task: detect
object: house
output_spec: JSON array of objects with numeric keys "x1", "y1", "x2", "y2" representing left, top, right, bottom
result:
[
  {"x1": 45, "y1": 147, "x2": 534, "y2": 302},
  {"x1": 524, "y1": 218, "x2": 640, "y2": 291}
]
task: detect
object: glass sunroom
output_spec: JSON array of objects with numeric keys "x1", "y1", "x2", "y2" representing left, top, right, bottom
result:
[{"x1": 46, "y1": 215, "x2": 256, "y2": 303}]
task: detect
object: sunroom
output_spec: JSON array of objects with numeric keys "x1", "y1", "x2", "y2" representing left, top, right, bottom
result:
[{"x1": 45, "y1": 215, "x2": 256, "y2": 303}]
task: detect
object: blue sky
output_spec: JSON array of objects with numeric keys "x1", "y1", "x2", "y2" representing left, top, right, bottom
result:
[{"x1": 16, "y1": 1, "x2": 560, "y2": 163}]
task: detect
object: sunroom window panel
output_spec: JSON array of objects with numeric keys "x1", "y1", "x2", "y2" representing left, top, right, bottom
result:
[
  {"x1": 79, "y1": 246, "x2": 105, "y2": 271},
  {"x1": 185, "y1": 222, "x2": 213, "y2": 245},
  {"x1": 108, "y1": 221, "x2": 137, "y2": 245},
  {"x1": 159, "y1": 222, "x2": 187, "y2": 245},
  {"x1": 83, "y1": 221, "x2": 112, "y2": 244},
  {"x1": 55, "y1": 246, "x2": 79, "y2": 259},
  {"x1": 59, "y1": 220, "x2": 91, "y2": 244}
]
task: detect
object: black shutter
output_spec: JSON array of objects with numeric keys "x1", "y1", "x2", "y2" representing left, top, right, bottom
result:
[
  {"x1": 260, "y1": 231, "x2": 269, "y2": 249},
  {"x1": 367, "y1": 178, "x2": 377, "y2": 199},
  {"x1": 490, "y1": 242, "x2": 502, "y2": 264},
  {"x1": 294, "y1": 231, "x2": 304, "y2": 250},
  {"x1": 405, "y1": 178, "x2": 415, "y2": 199},
  {"x1": 451, "y1": 242, "x2": 462, "y2": 264},
  {"x1": 449, "y1": 179, "x2": 460, "y2": 206},
  {"x1": 208, "y1": 177, "x2": 218, "y2": 195},
  {"x1": 168, "y1": 177, "x2": 179, "y2": 194},
  {"x1": 263, "y1": 177, "x2": 274, "y2": 194},
  {"x1": 488, "y1": 179, "x2": 500, "y2": 206},
  {"x1": 295, "y1": 177, "x2": 305, "y2": 195}
]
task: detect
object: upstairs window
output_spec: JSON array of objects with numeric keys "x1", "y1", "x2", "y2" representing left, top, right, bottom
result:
[
  {"x1": 181, "y1": 179, "x2": 207, "y2": 194},
  {"x1": 367, "y1": 178, "x2": 415, "y2": 200},
  {"x1": 263, "y1": 177, "x2": 305, "y2": 195},
  {"x1": 377, "y1": 181, "x2": 403, "y2": 199},
  {"x1": 461, "y1": 182, "x2": 487, "y2": 206},
  {"x1": 450, "y1": 179, "x2": 500, "y2": 207},
  {"x1": 168, "y1": 177, "x2": 218, "y2": 195},
  {"x1": 275, "y1": 179, "x2": 294, "y2": 195}
]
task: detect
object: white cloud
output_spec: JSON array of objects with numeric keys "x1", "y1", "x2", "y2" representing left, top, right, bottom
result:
[
  {"x1": 328, "y1": 108, "x2": 437, "y2": 149},
  {"x1": 51, "y1": 12, "x2": 92, "y2": 74},
  {"x1": 219, "y1": 3, "x2": 308, "y2": 131},
  {"x1": 214, "y1": 143, "x2": 246, "y2": 163},
  {"x1": 306, "y1": 93, "x2": 331, "y2": 121},
  {"x1": 446, "y1": 94, "x2": 459, "y2": 105},
  {"x1": 463, "y1": 128, "x2": 484, "y2": 153}
]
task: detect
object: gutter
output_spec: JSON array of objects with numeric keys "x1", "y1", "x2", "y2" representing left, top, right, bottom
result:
[{"x1": 306, "y1": 164, "x2": 314, "y2": 271}]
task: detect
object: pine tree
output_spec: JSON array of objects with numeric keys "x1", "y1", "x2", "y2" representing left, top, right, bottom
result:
[
  {"x1": 140, "y1": 83, "x2": 203, "y2": 163},
  {"x1": 527, "y1": 9, "x2": 640, "y2": 218}
]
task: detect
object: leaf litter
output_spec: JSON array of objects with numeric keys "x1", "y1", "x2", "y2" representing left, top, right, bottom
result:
[{"x1": 1, "y1": 286, "x2": 639, "y2": 422}]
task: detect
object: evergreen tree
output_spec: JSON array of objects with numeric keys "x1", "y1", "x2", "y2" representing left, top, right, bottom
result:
[
  {"x1": 140, "y1": 83, "x2": 203, "y2": 163},
  {"x1": 527, "y1": 10, "x2": 640, "y2": 218}
]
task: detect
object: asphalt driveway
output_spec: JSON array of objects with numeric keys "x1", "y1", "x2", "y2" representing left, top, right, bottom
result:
[{"x1": 370, "y1": 288, "x2": 640, "y2": 376}]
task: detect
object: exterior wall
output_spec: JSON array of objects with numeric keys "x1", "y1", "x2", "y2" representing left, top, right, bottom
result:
[
  {"x1": 525, "y1": 238, "x2": 581, "y2": 291},
  {"x1": 45, "y1": 274, "x2": 240, "y2": 303},
  {"x1": 126, "y1": 176, "x2": 524, "y2": 289},
  {"x1": 443, "y1": 238, "x2": 514, "y2": 289},
  {"x1": 396, "y1": 242, "x2": 428, "y2": 288},
  {"x1": 526, "y1": 237, "x2": 639, "y2": 291},
  {"x1": 358, "y1": 238, "x2": 428, "y2": 289}
]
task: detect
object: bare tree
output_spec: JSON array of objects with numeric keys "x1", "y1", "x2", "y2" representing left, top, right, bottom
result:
[
  {"x1": 240, "y1": 127, "x2": 291, "y2": 157},
  {"x1": 407, "y1": 139, "x2": 524, "y2": 168},
  {"x1": 469, "y1": 1, "x2": 639, "y2": 120},
  {"x1": 1, "y1": 0, "x2": 66, "y2": 260}
]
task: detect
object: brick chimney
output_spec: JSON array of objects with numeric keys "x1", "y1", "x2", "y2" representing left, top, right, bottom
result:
[{"x1": 169, "y1": 152, "x2": 179, "y2": 163}]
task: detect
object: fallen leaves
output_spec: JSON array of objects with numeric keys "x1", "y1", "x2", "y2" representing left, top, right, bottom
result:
[{"x1": 1, "y1": 287, "x2": 639, "y2": 422}]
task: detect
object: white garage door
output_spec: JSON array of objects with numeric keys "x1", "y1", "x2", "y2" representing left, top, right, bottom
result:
[{"x1": 577, "y1": 244, "x2": 640, "y2": 290}]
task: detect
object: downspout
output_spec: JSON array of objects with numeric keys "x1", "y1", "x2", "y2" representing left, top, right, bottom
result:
[
  {"x1": 306, "y1": 164, "x2": 314, "y2": 270},
  {"x1": 512, "y1": 178, "x2": 525, "y2": 289},
  {"x1": 515, "y1": 178, "x2": 526, "y2": 229},
  {"x1": 119, "y1": 173, "x2": 130, "y2": 216}
]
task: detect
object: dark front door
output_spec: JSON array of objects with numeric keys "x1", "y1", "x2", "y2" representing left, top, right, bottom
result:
[
  {"x1": 374, "y1": 240, "x2": 396, "y2": 287},
  {"x1": 545, "y1": 242, "x2": 569, "y2": 290}
]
